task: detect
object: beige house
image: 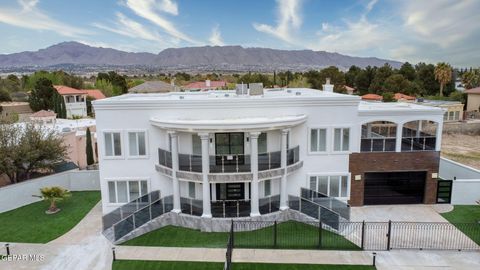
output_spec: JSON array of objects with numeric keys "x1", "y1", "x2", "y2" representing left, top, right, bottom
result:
[
  {"x1": 0, "y1": 101, "x2": 33, "y2": 122},
  {"x1": 416, "y1": 99, "x2": 464, "y2": 122},
  {"x1": 465, "y1": 87, "x2": 480, "y2": 112}
]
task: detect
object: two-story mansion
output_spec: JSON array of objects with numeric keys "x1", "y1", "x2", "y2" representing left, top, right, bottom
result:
[{"x1": 94, "y1": 82, "x2": 444, "y2": 223}]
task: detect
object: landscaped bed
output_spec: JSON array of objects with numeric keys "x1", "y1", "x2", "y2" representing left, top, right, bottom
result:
[
  {"x1": 121, "y1": 221, "x2": 360, "y2": 250},
  {"x1": 441, "y1": 205, "x2": 480, "y2": 245},
  {"x1": 112, "y1": 260, "x2": 376, "y2": 270},
  {"x1": 0, "y1": 191, "x2": 100, "y2": 243}
]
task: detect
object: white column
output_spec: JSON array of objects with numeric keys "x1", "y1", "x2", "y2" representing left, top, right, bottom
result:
[
  {"x1": 435, "y1": 121, "x2": 443, "y2": 151},
  {"x1": 416, "y1": 120, "x2": 422, "y2": 138},
  {"x1": 169, "y1": 131, "x2": 181, "y2": 213},
  {"x1": 199, "y1": 132, "x2": 212, "y2": 218},
  {"x1": 280, "y1": 129, "x2": 289, "y2": 210},
  {"x1": 249, "y1": 131, "x2": 261, "y2": 217},
  {"x1": 395, "y1": 122, "x2": 403, "y2": 152}
]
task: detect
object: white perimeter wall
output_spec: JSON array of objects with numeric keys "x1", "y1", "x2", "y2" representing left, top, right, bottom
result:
[
  {"x1": 0, "y1": 170, "x2": 100, "y2": 213},
  {"x1": 439, "y1": 157, "x2": 480, "y2": 205}
]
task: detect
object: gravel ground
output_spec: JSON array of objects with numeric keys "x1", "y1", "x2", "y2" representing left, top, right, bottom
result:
[{"x1": 441, "y1": 133, "x2": 480, "y2": 169}]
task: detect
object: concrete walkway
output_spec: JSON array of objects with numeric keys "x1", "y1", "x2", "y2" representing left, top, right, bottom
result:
[{"x1": 0, "y1": 202, "x2": 113, "y2": 270}]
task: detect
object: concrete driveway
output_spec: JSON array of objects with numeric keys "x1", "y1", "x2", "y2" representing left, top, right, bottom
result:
[{"x1": 350, "y1": 204, "x2": 451, "y2": 222}]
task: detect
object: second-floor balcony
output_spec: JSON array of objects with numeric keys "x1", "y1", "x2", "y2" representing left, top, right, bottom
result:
[{"x1": 158, "y1": 146, "x2": 300, "y2": 173}]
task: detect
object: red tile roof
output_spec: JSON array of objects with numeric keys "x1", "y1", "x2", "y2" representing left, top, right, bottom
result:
[
  {"x1": 394, "y1": 93, "x2": 416, "y2": 101},
  {"x1": 84, "y1": 89, "x2": 106, "y2": 100},
  {"x1": 184, "y1": 80, "x2": 227, "y2": 89},
  {"x1": 361, "y1": 94, "x2": 383, "y2": 101},
  {"x1": 31, "y1": 110, "x2": 56, "y2": 117},
  {"x1": 465, "y1": 86, "x2": 480, "y2": 94},
  {"x1": 54, "y1": 85, "x2": 87, "y2": 95}
]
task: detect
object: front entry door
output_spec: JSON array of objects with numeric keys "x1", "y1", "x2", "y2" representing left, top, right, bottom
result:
[
  {"x1": 216, "y1": 183, "x2": 245, "y2": 200},
  {"x1": 215, "y1": 133, "x2": 244, "y2": 165}
]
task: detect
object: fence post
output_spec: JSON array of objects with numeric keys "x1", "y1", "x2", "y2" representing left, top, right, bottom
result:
[
  {"x1": 5, "y1": 243, "x2": 10, "y2": 256},
  {"x1": 318, "y1": 221, "x2": 322, "y2": 249},
  {"x1": 387, "y1": 220, "x2": 392, "y2": 251},
  {"x1": 231, "y1": 219, "x2": 234, "y2": 247},
  {"x1": 361, "y1": 220, "x2": 365, "y2": 250},
  {"x1": 274, "y1": 221, "x2": 277, "y2": 248},
  {"x1": 112, "y1": 247, "x2": 116, "y2": 261}
]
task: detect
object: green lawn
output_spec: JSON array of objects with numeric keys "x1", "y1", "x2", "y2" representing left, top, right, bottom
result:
[
  {"x1": 0, "y1": 191, "x2": 100, "y2": 243},
  {"x1": 112, "y1": 260, "x2": 376, "y2": 270},
  {"x1": 122, "y1": 221, "x2": 360, "y2": 250},
  {"x1": 441, "y1": 205, "x2": 480, "y2": 245}
]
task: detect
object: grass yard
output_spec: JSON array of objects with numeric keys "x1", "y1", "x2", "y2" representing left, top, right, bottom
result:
[
  {"x1": 0, "y1": 191, "x2": 100, "y2": 243},
  {"x1": 122, "y1": 221, "x2": 360, "y2": 250},
  {"x1": 441, "y1": 205, "x2": 480, "y2": 245},
  {"x1": 112, "y1": 260, "x2": 376, "y2": 270}
]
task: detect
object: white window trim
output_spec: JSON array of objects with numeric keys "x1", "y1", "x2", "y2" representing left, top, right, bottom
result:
[
  {"x1": 126, "y1": 129, "x2": 149, "y2": 159},
  {"x1": 102, "y1": 130, "x2": 124, "y2": 160},
  {"x1": 306, "y1": 173, "x2": 351, "y2": 200},
  {"x1": 307, "y1": 126, "x2": 330, "y2": 155},
  {"x1": 105, "y1": 177, "x2": 150, "y2": 206},
  {"x1": 331, "y1": 126, "x2": 352, "y2": 154}
]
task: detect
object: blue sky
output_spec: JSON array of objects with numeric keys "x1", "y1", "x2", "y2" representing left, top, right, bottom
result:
[{"x1": 0, "y1": 0, "x2": 479, "y2": 66}]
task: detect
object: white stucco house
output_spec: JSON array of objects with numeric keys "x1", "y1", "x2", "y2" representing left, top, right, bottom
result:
[{"x1": 94, "y1": 81, "x2": 445, "y2": 240}]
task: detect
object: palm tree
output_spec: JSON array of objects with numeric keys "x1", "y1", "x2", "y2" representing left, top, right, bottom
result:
[
  {"x1": 39, "y1": 186, "x2": 71, "y2": 214},
  {"x1": 434, "y1": 62, "x2": 452, "y2": 97}
]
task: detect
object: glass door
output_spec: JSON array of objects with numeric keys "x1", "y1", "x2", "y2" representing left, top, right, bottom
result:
[{"x1": 215, "y1": 133, "x2": 244, "y2": 165}]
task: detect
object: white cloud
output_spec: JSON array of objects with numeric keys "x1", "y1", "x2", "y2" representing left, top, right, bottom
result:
[
  {"x1": 401, "y1": 0, "x2": 480, "y2": 47},
  {"x1": 253, "y1": 0, "x2": 303, "y2": 44},
  {"x1": 0, "y1": 0, "x2": 90, "y2": 38},
  {"x1": 209, "y1": 25, "x2": 225, "y2": 46},
  {"x1": 125, "y1": 0, "x2": 198, "y2": 44},
  {"x1": 93, "y1": 13, "x2": 165, "y2": 43}
]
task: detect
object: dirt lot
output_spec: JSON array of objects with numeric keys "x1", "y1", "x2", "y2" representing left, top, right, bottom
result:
[{"x1": 441, "y1": 133, "x2": 480, "y2": 169}]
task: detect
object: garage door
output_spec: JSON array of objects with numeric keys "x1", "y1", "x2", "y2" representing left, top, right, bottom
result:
[{"x1": 364, "y1": 171, "x2": 426, "y2": 205}]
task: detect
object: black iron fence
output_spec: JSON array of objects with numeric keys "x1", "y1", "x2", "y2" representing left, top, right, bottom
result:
[
  {"x1": 227, "y1": 220, "x2": 480, "y2": 251},
  {"x1": 224, "y1": 221, "x2": 234, "y2": 270}
]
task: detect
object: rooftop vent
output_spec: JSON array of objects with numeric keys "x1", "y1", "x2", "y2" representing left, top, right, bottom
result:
[
  {"x1": 296, "y1": 92, "x2": 301, "y2": 96},
  {"x1": 179, "y1": 96, "x2": 184, "y2": 99},
  {"x1": 287, "y1": 89, "x2": 292, "y2": 93},
  {"x1": 224, "y1": 93, "x2": 229, "y2": 97},
  {"x1": 236, "y1": 83, "x2": 248, "y2": 95},
  {"x1": 249, "y1": 83, "x2": 264, "y2": 96},
  {"x1": 323, "y1": 78, "x2": 334, "y2": 92}
]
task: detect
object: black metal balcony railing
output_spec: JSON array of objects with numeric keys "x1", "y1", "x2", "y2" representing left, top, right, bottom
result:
[
  {"x1": 360, "y1": 138, "x2": 396, "y2": 152},
  {"x1": 212, "y1": 199, "x2": 251, "y2": 218},
  {"x1": 159, "y1": 146, "x2": 300, "y2": 173}
]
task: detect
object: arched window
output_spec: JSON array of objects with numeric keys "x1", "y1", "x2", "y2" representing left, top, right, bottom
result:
[
  {"x1": 361, "y1": 121, "x2": 397, "y2": 152},
  {"x1": 401, "y1": 120, "x2": 437, "y2": 151}
]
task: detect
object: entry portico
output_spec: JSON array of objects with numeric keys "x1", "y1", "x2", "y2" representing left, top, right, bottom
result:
[{"x1": 151, "y1": 114, "x2": 306, "y2": 217}]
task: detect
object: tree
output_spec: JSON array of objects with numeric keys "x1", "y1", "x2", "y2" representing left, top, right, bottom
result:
[
  {"x1": 370, "y1": 64, "x2": 393, "y2": 93},
  {"x1": 38, "y1": 186, "x2": 71, "y2": 214},
  {"x1": 382, "y1": 92, "x2": 395, "y2": 102},
  {"x1": 399, "y1": 62, "x2": 416, "y2": 81},
  {"x1": 0, "y1": 124, "x2": 68, "y2": 183},
  {"x1": 383, "y1": 74, "x2": 411, "y2": 93},
  {"x1": 434, "y1": 62, "x2": 452, "y2": 97},
  {"x1": 415, "y1": 63, "x2": 438, "y2": 96},
  {"x1": 29, "y1": 78, "x2": 56, "y2": 111},
  {"x1": 0, "y1": 89, "x2": 12, "y2": 102},
  {"x1": 462, "y1": 70, "x2": 480, "y2": 89},
  {"x1": 86, "y1": 127, "x2": 94, "y2": 166},
  {"x1": 345, "y1": 65, "x2": 361, "y2": 87},
  {"x1": 304, "y1": 66, "x2": 346, "y2": 92}
]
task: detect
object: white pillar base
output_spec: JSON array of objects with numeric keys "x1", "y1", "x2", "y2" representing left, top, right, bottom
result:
[
  {"x1": 201, "y1": 213, "x2": 212, "y2": 218},
  {"x1": 250, "y1": 212, "x2": 261, "y2": 217},
  {"x1": 280, "y1": 206, "x2": 289, "y2": 211},
  {"x1": 171, "y1": 209, "x2": 181, "y2": 214}
]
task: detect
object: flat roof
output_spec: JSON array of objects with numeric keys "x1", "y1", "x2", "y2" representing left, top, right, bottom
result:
[
  {"x1": 95, "y1": 88, "x2": 359, "y2": 103},
  {"x1": 358, "y1": 101, "x2": 444, "y2": 113},
  {"x1": 417, "y1": 100, "x2": 463, "y2": 106}
]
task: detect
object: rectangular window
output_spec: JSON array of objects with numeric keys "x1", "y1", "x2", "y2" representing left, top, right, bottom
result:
[
  {"x1": 107, "y1": 180, "x2": 148, "y2": 203},
  {"x1": 189, "y1": 182, "x2": 196, "y2": 198},
  {"x1": 192, "y1": 135, "x2": 201, "y2": 155},
  {"x1": 454, "y1": 111, "x2": 459, "y2": 120},
  {"x1": 104, "y1": 132, "x2": 122, "y2": 156},
  {"x1": 309, "y1": 175, "x2": 348, "y2": 198},
  {"x1": 258, "y1": 133, "x2": 267, "y2": 153},
  {"x1": 310, "y1": 128, "x2": 327, "y2": 152},
  {"x1": 443, "y1": 112, "x2": 448, "y2": 121},
  {"x1": 334, "y1": 128, "x2": 350, "y2": 151},
  {"x1": 128, "y1": 131, "x2": 146, "y2": 156},
  {"x1": 264, "y1": 180, "x2": 271, "y2": 196},
  {"x1": 449, "y1": 111, "x2": 454, "y2": 121}
]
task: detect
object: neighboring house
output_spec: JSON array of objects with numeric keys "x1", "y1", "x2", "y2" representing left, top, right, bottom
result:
[
  {"x1": 54, "y1": 85, "x2": 88, "y2": 118},
  {"x1": 394, "y1": 93, "x2": 416, "y2": 102},
  {"x1": 344, "y1": 86, "x2": 356, "y2": 95},
  {"x1": 128, "y1": 81, "x2": 177, "y2": 93},
  {"x1": 416, "y1": 99, "x2": 464, "y2": 122},
  {"x1": 84, "y1": 89, "x2": 106, "y2": 116},
  {"x1": 465, "y1": 87, "x2": 480, "y2": 112},
  {"x1": 184, "y1": 80, "x2": 227, "y2": 90},
  {"x1": 29, "y1": 110, "x2": 56, "y2": 124},
  {"x1": 0, "y1": 101, "x2": 33, "y2": 122},
  {"x1": 94, "y1": 81, "x2": 444, "y2": 219},
  {"x1": 361, "y1": 93, "x2": 383, "y2": 101}
]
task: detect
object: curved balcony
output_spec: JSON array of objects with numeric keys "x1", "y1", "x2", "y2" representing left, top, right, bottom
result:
[{"x1": 158, "y1": 146, "x2": 300, "y2": 174}]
